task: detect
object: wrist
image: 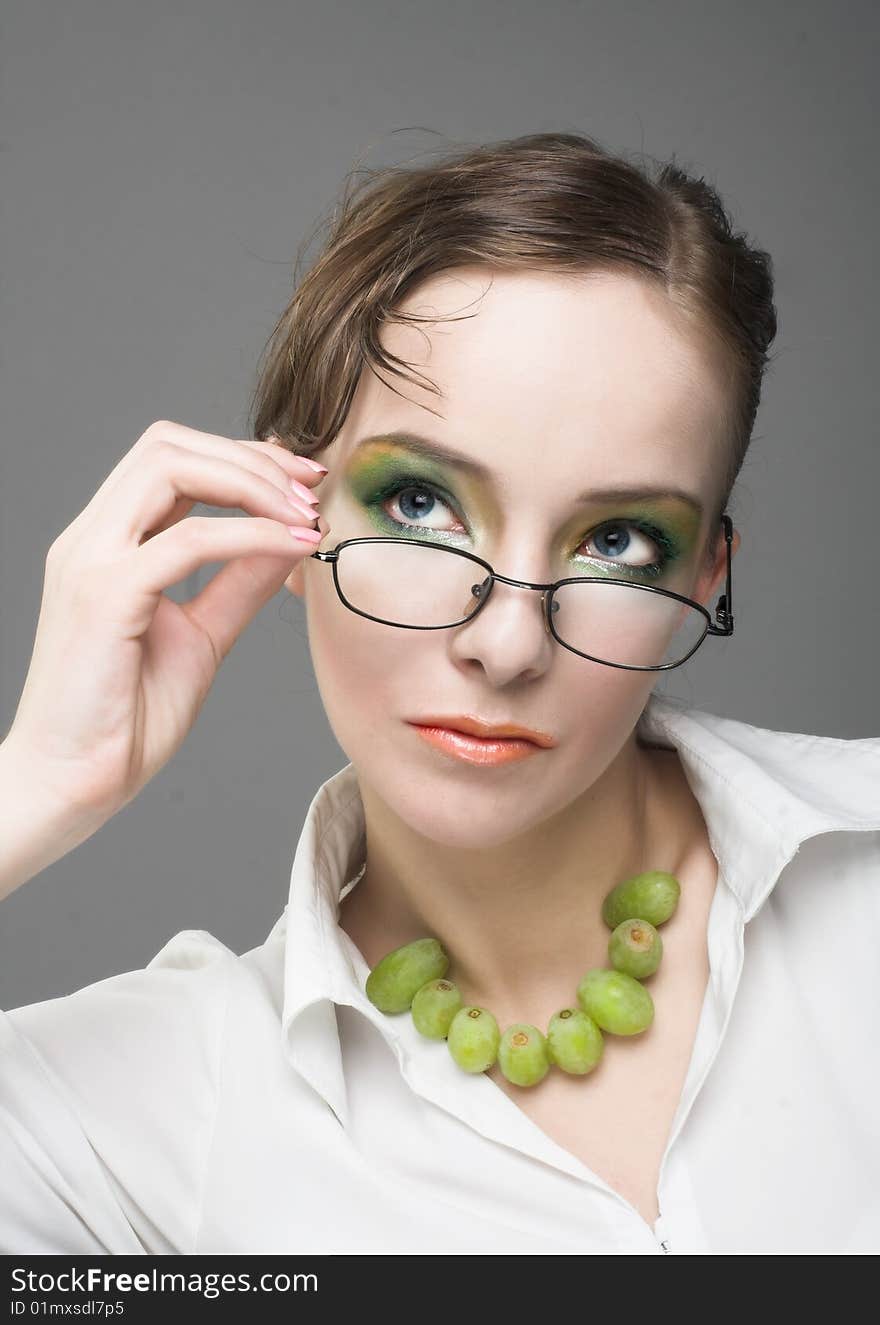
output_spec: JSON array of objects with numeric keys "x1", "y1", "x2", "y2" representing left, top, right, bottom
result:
[{"x1": 0, "y1": 734, "x2": 114, "y2": 901}]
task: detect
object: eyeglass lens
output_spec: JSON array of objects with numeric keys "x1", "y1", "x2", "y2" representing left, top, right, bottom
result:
[{"x1": 335, "y1": 540, "x2": 708, "y2": 669}]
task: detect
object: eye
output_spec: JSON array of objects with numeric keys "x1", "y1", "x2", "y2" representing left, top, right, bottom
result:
[
  {"x1": 575, "y1": 520, "x2": 672, "y2": 577},
  {"x1": 371, "y1": 479, "x2": 677, "y2": 577},
  {"x1": 379, "y1": 480, "x2": 466, "y2": 535}
]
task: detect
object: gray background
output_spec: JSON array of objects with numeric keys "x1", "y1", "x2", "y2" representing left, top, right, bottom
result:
[{"x1": 2, "y1": 0, "x2": 877, "y2": 1007}]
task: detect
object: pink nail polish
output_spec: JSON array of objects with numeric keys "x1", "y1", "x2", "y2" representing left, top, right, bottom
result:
[
  {"x1": 289, "y1": 526, "x2": 323, "y2": 543},
  {"x1": 289, "y1": 477, "x2": 320, "y2": 505},
  {"x1": 299, "y1": 456, "x2": 329, "y2": 474}
]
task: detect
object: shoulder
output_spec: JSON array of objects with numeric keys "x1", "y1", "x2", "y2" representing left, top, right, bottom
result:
[
  {"x1": 0, "y1": 925, "x2": 285, "y2": 1253},
  {"x1": 649, "y1": 693, "x2": 880, "y2": 832},
  {"x1": 6, "y1": 928, "x2": 236, "y2": 1061},
  {"x1": 5, "y1": 924, "x2": 284, "y2": 1076}
]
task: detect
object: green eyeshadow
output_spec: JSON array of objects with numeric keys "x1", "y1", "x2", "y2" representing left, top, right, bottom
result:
[
  {"x1": 344, "y1": 443, "x2": 476, "y2": 541},
  {"x1": 344, "y1": 439, "x2": 701, "y2": 578}
]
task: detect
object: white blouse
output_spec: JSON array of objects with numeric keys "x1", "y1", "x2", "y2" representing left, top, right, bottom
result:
[{"x1": 1, "y1": 691, "x2": 879, "y2": 1255}]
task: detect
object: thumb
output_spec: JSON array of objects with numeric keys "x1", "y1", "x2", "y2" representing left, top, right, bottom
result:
[{"x1": 184, "y1": 517, "x2": 328, "y2": 663}]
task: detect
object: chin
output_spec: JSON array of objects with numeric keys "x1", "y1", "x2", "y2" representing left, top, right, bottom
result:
[
  {"x1": 394, "y1": 792, "x2": 547, "y2": 850},
  {"x1": 357, "y1": 751, "x2": 567, "y2": 851}
]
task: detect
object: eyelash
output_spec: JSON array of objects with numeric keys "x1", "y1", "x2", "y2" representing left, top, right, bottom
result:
[{"x1": 368, "y1": 476, "x2": 678, "y2": 578}]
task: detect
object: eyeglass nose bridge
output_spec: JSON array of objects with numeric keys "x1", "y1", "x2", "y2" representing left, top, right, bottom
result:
[{"x1": 467, "y1": 568, "x2": 561, "y2": 634}]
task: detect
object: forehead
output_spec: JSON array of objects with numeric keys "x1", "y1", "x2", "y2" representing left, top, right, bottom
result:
[{"x1": 334, "y1": 266, "x2": 729, "y2": 498}]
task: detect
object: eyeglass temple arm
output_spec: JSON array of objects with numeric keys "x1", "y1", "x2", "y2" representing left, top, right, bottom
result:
[{"x1": 706, "y1": 514, "x2": 734, "y2": 637}]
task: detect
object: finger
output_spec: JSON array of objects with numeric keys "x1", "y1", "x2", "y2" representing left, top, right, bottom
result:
[
  {"x1": 180, "y1": 551, "x2": 305, "y2": 664},
  {"x1": 261, "y1": 432, "x2": 330, "y2": 485},
  {"x1": 92, "y1": 442, "x2": 320, "y2": 553},
  {"x1": 70, "y1": 422, "x2": 326, "y2": 543},
  {"x1": 141, "y1": 493, "x2": 196, "y2": 541},
  {"x1": 140, "y1": 438, "x2": 324, "y2": 540},
  {"x1": 143, "y1": 421, "x2": 330, "y2": 491},
  {"x1": 130, "y1": 512, "x2": 328, "y2": 601},
  {"x1": 132, "y1": 514, "x2": 330, "y2": 662}
]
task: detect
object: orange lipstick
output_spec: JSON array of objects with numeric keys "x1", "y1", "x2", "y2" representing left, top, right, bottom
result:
[{"x1": 408, "y1": 721, "x2": 551, "y2": 766}]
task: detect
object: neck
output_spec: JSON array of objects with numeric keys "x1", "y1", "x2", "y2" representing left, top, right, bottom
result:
[{"x1": 338, "y1": 733, "x2": 694, "y2": 1030}]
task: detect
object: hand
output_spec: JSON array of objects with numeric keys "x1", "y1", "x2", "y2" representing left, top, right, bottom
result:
[{"x1": 4, "y1": 419, "x2": 330, "y2": 821}]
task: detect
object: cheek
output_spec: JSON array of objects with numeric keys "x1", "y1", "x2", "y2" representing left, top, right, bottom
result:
[
  {"x1": 552, "y1": 661, "x2": 654, "y2": 758},
  {"x1": 303, "y1": 572, "x2": 408, "y2": 752}
]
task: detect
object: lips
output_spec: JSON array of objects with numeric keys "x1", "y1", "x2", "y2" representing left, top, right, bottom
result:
[{"x1": 407, "y1": 714, "x2": 557, "y2": 748}]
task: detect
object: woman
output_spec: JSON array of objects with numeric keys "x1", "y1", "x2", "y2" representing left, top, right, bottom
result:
[{"x1": 1, "y1": 133, "x2": 877, "y2": 1255}]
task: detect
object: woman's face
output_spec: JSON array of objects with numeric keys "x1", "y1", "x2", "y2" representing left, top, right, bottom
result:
[{"x1": 285, "y1": 267, "x2": 740, "y2": 849}]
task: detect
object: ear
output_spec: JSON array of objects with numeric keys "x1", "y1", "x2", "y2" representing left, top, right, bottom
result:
[
  {"x1": 284, "y1": 560, "x2": 306, "y2": 598},
  {"x1": 701, "y1": 526, "x2": 741, "y2": 606}
]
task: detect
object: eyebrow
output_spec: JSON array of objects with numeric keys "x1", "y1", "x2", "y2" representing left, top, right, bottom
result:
[{"x1": 353, "y1": 431, "x2": 705, "y2": 519}]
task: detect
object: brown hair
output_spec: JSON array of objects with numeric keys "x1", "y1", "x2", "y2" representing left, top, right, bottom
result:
[{"x1": 248, "y1": 131, "x2": 777, "y2": 558}]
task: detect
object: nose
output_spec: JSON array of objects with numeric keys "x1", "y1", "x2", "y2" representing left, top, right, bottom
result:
[{"x1": 449, "y1": 575, "x2": 557, "y2": 684}]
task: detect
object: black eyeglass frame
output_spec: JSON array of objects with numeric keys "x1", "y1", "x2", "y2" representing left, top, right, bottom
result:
[{"x1": 309, "y1": 513, "x2": 734, "y2": 672}]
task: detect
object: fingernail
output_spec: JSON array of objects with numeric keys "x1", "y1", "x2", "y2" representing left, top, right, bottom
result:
[
  {"x1": 299, "y1": 456, "x2": 329, "y2": 474},
  {"x1": 289, "y1": 477, "x2": 320, "y2": 505},
  {"x1": 289, "y1": 525, "x2": 323, "y2": 543}
]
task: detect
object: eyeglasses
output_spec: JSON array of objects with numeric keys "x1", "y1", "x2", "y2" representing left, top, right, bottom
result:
[{"x1": 309, "y1": 513, "x2": 734, "y2": 671}]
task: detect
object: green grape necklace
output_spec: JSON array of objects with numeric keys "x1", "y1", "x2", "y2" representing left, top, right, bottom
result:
[{"x1": 363, "y1": 869, "x2": 681, "y2": 1088}]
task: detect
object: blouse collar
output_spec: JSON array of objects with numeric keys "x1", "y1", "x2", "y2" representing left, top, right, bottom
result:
[{"x1": 270, "y1": 692, "x2": 880, "y2": 1128}]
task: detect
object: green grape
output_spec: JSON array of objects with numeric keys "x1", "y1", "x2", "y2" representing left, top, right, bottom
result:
[
  {"x1": 447, "y1": 1006, "x2": 501, "y2": 1073},
  {"x1": 608, "y1": 918, "x2": 663, "y2": 978},
  {"x1": 365, "y1": 938, "x2": 449, "y2": 1014},
  {"x1": 498, "y1": 1024, "x2": 551, "y2": 1087},
  {"x1": 602, "y1": 870, "x2": 681, "y2": 930},
  {"x1": 546, "y1": 1008, "x2": 605, "y2": 1075},
  {"x1": 411, "y1": 978, "x2": 463, "y2": 1039},
  {"x1": 576, "y1": 968, "x2": 654, "y2": 1035}
]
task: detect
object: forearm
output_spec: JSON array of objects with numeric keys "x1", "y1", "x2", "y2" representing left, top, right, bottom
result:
[{"x1": 0, "y1": 737, "x2": 112, "y2": 902}]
